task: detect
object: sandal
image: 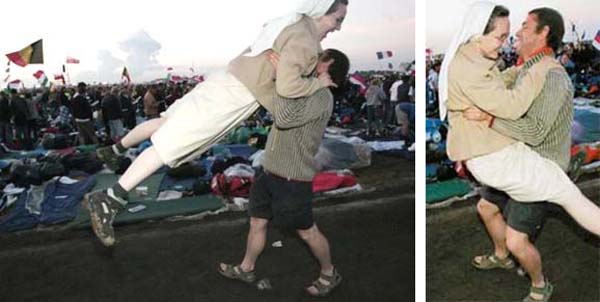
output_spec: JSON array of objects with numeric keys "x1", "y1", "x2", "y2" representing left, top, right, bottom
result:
[
  {"x1": 523, "y1": 279, "x2": 554, "y2": 302},
  {"x1": 217, "y1": 263, "x2": 256, "y2": 284},
  {"x1": 306, "y1": 268, "x2": 343, "y2": 297},
  {"x1": 471, "y1": 254, "x2": 515, "y2": 270}
]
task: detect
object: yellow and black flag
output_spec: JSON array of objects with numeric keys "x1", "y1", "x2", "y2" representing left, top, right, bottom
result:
[{"x1": 5, "y1": 39, "x2": 44, "y2": 67}]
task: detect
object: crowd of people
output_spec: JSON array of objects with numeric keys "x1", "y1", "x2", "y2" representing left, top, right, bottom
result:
[
  {"x1": 0, "y1": 68, "x2": 415, "y2": 153},
  {"x1": 0, "y1": 81, "x2": 199, "y2": 150}
]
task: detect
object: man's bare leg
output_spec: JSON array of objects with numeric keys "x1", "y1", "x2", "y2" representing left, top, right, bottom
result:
[
  {"x1": 297, "y1": 224, "x2": 335, "y2": 295},
  {"x1": 506, "y1": 227, "x2": 546, "y2": 301},
  {"x1": 476, "y1": 199, "x2": 509, "y2": 259}
]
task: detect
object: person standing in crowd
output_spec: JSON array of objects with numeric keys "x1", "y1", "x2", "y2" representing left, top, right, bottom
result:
[
  {"x1": 71, "y1": 82, "x2": 99, "y2": 145},
  {"x1": 0, "y1": 91, "x2": 13, "y2": 144},
  {"x1": 365, "y1": 78, "x2": 386, "y2": 136},
  {"x1": 101, "y1": 87, "x2": 125, "y2": 142},
  {"x1": 119, "y1": 88, "x2": 136, "y2": 130},
  {"x1": 143, "y1": 86, "x2": 159, "y2": 119},
  {"x1": 26, "y1": 91, "x2": 41, "y2": 143},
  {"x1": 11, "y1": 90, "x2": 31, "y2": 149}
]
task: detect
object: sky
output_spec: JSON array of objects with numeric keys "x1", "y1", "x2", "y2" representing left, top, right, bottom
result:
[
  {"x1": 1, "y1": 0, "x2": 415, "y2": 87},
  {"x1": 427, "y1": 0, "x2": 600, "y2": 55}
]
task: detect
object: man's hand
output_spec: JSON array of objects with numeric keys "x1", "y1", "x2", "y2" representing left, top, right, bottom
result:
[
  {"x1": 463, "y1": 106, "x2": 492, "y2": 122},
  {"x1": 268, "y1": 51, "x2": 280, "y2": 70},
  {"x1": 318, "y1": 72, "x2": 338, "y2": 88}
]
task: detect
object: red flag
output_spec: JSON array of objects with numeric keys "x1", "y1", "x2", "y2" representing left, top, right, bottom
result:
[
  {"x1": 349, "y1": 72, "x2": 367, "y2": 95},
  {"x1": 166, "y1": 67, "x2": 173, "y2": 71},
  {"x1": 386, "y1": 51, "x2": 393, "y2": 57},
  {"x1": 66, "y1": 56, "x2": 80, "y2": 64}
]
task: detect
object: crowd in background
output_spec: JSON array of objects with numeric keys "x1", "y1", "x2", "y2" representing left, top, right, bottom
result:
[{"x1": 0, "y1": 68, "x2": 416, "y2": 152}]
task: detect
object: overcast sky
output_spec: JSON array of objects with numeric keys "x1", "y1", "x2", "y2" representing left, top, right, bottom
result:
[
  {"x1": 427, "y1": 0, "x2": 600, "y2": 55},
  {"x1": 1, "y1": 0, "x2": 414, "y2": 87}
]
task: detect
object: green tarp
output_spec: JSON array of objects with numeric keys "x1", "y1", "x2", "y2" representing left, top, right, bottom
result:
[
  {"x1": 67, "y1": 173, "x2": 225, "y2": 229},
  {"x1": 426, "y1": 178, "x2": 472, "y2": 204}
]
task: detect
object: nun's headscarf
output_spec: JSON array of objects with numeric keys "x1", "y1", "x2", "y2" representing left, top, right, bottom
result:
[
  {"x1": 245, "y1": 0, "x2": 335, "y2": 57},
  {"x1": 438, "y1": 1, "x2": 496, "y2": 120}
]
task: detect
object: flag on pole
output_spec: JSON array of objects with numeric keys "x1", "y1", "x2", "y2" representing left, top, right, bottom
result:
[
  {"x1": 33, "y1": 70, "x2": 48, "y2": 87},
  {"x1": 122, "y1": 67, "x2": 131, "y2": 84},
  {"x1": 191, "y1": 75, "x2": 204, "y2": 83},
  {"x1": 593, "y1": 30, "x2": 600, "y2": 51},
  {"x1": 376, "y1": 51, "x2": 393, "y2": 60},
  {"x1": 54, "y1": 74, "x2": 65, "y2": 85},
  {"x1": 8, "y1": 79, "x2": 21, "y2": 90},
  {"x1": 349, "y1": 72, "x2": 367, "y2": 95},
  {"x1": 66, "y1": 56, "x2": 80, "y2": 64},
  {"x1": 5, "y1": 39, "x2": 44, "y2": 67}
]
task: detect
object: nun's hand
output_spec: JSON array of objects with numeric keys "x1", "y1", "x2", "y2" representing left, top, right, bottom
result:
[
  {"x1": 268, "y1": 51, "x2": 280, "y2": 70},
  {"x1": 463, "y1": 107, "x2": 491, "y2": 122},
  {"x1": 318, "y1": 72, "x2": 338, "y2": 88}
]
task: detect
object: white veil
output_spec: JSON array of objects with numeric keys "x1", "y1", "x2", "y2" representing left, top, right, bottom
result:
[
  {"x1": 438, "y1": 1, "x2": 496, "y2": 120},
  {"x1": 245, "y1": 0, "x2": 335, "y2": 57}
]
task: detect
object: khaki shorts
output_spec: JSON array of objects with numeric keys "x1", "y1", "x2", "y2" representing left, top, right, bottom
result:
[{"x1": 151, "y1": 70, "x2": 258, "y2": 167}]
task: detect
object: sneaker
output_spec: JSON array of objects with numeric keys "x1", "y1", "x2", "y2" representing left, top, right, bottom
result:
[
  {"x1": 96, "y1": 146, "x2": 122, "y2": 171},
  {"x1": 85, "y1": 190, "x2": 124, "y2": 247}
]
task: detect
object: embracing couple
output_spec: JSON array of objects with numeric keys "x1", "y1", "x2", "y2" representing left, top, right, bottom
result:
[{"x1": 441, "y1": 2, "x2": 600, "y2": 301}]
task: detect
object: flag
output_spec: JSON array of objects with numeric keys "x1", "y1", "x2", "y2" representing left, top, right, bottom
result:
[
  {"x1": 8, "y1": 79, "x2": 21, "y2": 90},
  {"x1": 66, "y1": 56, "x2": 80, "y2": 64},
  {"x1": 33, "y1": 70, "x2": 48, "y2": 87},
  {"x1": 349, "y1": 72, "x2": 367, "y2": 95},
  {"x1": 166, "y1": 67, "x2": 173, "y2": 71},
  {"x1": 376, "y1": 51, "x2": 393, "y2": 60},
  {"x1": 191, "y1": 75, "x2": 204, "y2": 83},
  {"x1": 122, "y1": 67, "x2": 131, "y2": 84},
  {"x1": 593, "y1": 30, "x2": 600, "y2": 51},
  {"x1": 388, "y1": 63, "x2": 394, "y2": 69},
  {"x1": 54, "y1": 74, "x2": 65, "y2": 85},
  {"x1": 5, "y1": 39, "x2": 44, "y2": 67}
]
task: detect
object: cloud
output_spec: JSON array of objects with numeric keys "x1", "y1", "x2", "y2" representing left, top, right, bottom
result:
[{"x1": 119, "y1": 30, "x2": 163, "y2": 81}]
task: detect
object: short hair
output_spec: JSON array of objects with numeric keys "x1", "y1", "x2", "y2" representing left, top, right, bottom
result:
[
  {"x1": 321, "y1": 48, "x2": 350, "y2": 88},
  {"x1": 483, "y1": 5, "x2": 510, "y2": 35},
  {"x1": 529, "y1": 7, "x2": 565, "y2": 52},
  {"x1": 325, "y1": 0, "x2": 348, "y2": 15}
]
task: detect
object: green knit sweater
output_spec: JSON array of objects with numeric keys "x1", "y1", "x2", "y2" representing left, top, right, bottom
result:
[
  {"x1": 262, "y1": 88, "x2": 333, "y2": 181},
  {"x1": 492, "y1": 56, "x2": 574, "y2": 171}
]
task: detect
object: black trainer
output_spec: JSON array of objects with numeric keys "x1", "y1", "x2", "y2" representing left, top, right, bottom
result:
[
  {"x1": 85, "y1": 189, "x2": 125, "y2": 246},
  {"x1": 96, "y1": 146, "x2": 122, "y2": 171}
]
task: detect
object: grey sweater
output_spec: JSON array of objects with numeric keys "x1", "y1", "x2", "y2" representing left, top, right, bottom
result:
[
  {"x1": 262, "y1": 88, "x2": 333, "y2": 181},
  {"x1": 492, "y1": 58, "x2": 574, "y2": 171}
]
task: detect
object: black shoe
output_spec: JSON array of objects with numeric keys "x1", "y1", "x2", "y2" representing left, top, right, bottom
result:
[
  {"x1": 96, "y1": 146, "x2": 122, "y2": 171},
  {"x1": 85, "y1": 190, "x2": 124, "y2": 247}
]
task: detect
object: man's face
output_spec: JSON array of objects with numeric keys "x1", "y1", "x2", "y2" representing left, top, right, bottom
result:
[
  {"x1": 514, "y1": 14, "x2": 546, "y2": 56},
  {"x1": 320, "y1": 4, "x2": 347, "y2": 40},
  {"x1": 480, "y1": 16, "x2": 510, "y2": 60}
]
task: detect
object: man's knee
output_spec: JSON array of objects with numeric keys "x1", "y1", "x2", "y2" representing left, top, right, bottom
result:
[
  {"x1": 249, "y1": 217, "x2": 268, "y2": 231},
  {"x1": 506, "y1": 227, "x2": 529, "y2": 254},
  {"x1": 297, "y1": 224, "x2": 318, "y2": 241},
  {"x1": 477, "y1": 198, "x2": 500, "y2": 219}
]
